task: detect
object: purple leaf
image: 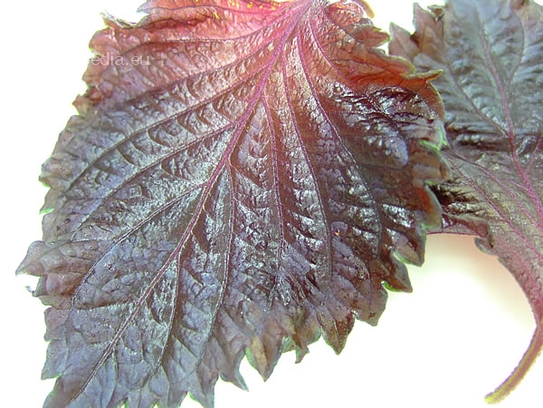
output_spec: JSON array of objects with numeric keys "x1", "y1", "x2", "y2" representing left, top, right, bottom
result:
[
  {"x1": 390, "y1": 0, "x2": 543, "y2": 402},
  {"x1": 18, "y1": 1, "x2": 445, "y2": 406}
]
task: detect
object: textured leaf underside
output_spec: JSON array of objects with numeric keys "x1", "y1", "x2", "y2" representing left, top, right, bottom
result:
[
  {"x1": 390, "y1": 0, "x2": 543, "y2": 402},
  {"x1": 18, "y1": 1, "x2": 446, "y2": 407}
]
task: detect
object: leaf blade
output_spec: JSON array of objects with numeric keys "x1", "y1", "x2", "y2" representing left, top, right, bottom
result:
[{"x1": 19, "y1": 1, "x2": 445, "y2": 407}]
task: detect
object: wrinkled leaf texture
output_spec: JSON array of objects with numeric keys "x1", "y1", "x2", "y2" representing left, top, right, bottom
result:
[
  {"x1": 390, "y1": 0, "x2": 543, "y2": 402},
  {"x1": 18, "y1": 0, "x2": 446, "y2": 407}
]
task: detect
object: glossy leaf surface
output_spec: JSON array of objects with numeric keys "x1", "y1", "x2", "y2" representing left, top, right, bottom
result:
[
  {"x1": 390, "y1": 0, "x2": 543, "y2": 401},
  {"x1": 18, "y1": 0, "x2": 445, "y2": 406}
]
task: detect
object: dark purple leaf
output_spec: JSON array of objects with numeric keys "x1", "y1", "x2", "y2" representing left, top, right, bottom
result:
[
  {"x1": 17, "y1": 1, "x2": 445, "y2": 406},
  {"x1": 390, "y1": 0, "x2": 543, "y2": 402}
]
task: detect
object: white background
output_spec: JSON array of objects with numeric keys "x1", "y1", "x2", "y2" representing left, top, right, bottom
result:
[{"x1": 1, "y1": 1, "x2": 541, "y2": 407}]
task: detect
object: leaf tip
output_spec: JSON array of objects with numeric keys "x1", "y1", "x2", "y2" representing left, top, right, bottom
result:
[
  {"x1": 385, "y1": 260, "x2": 413, "y2": 293},
  {"x1": 16, "y1": 241, "x2": 47, "y2": 277},
  {"x1": 352, "y1": 0, "x2": 374, "y2": 19}
]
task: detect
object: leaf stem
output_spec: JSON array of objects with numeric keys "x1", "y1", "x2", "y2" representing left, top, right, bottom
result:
[{"x1": 485, "y1": 318, "x2": 543, "y2": 404}]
